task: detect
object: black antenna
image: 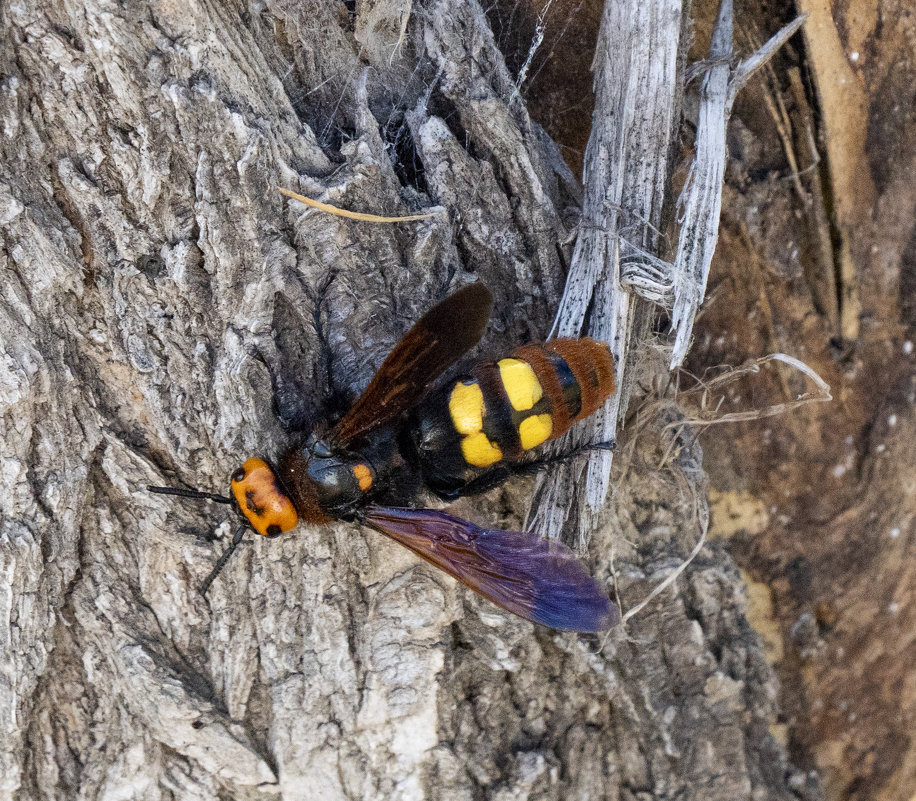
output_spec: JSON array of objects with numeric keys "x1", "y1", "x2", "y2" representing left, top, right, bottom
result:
[
  {"x1": 147, "y1": 485, "x2": 233, "y2": 504},
  {"x1": 147, "y1": 484, "x2": 248, "y2": 594},
  {"x1": 199, "y1": 524, "x2": 248, "y2": 596}
]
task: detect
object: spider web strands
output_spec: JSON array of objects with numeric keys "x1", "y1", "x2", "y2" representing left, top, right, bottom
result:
[
  {"x1": 530, "y1": 0, "x2": 806, "y2": 546},
  {"x1": 512, "y1": 0, "x2": 557, "y2": 94}
]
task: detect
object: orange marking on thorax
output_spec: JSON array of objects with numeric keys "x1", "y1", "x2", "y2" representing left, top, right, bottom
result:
[
  {"x1": 352, "y1": 463, "x2": 374, "y2": 491},
  {"x1": 231, "y1": 457, "x2": 298, "y2": 536}
]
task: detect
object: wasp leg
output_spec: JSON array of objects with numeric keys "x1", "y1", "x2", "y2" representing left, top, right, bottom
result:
[
  {"x1": 199, "y1": 524, "x2": 248, "y2": 596},
  {"x1": 457, "y1": 440, "x2": 616, "y2": 497}
]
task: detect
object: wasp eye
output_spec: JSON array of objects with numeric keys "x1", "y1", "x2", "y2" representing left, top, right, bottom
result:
[
  {"x1": 231, "y1": 467, "x2": 246, "y2": 483},
  {"x1": 266, "y1": 524, "x2": 282, "y2": 538}
]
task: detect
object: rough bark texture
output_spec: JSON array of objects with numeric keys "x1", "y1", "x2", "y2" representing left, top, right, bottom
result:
[
  {"x1": 670, "y1": 2, "x2": 915, "y2": 800},
  {"x1": 1, "y1": 1, "x2": 810, "y2": 800}
]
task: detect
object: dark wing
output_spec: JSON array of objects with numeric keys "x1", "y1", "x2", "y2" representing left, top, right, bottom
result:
[
  {"x1": 363, "y1": 506, "x2": 619, "y2": 632},
  {"x1": 333, "y1": 283, "x2": 493, "y2": 446}
]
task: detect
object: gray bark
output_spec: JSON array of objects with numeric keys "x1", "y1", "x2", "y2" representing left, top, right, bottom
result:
[{"x1": 0, "y1": 0, "x2": 813, "y2": 799}]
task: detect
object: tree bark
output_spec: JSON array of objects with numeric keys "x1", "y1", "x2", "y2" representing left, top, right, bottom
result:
[{"x1": 0, "y1": 1, "x2": 810, "y2": 799}]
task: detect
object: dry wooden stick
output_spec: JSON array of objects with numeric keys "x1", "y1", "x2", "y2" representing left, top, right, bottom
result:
[{"x1": 669, "y1": 4, "x2": 807, "y2": 368}]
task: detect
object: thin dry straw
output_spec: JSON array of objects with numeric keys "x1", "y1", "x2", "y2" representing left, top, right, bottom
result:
[
  {"x1": 604, "y1": 352, "x2": 830, "y2": 634},
  {"x1": 279, "y1": 187, "x2": 439, "y2": 223},
  {"x1": 671, "y1": 352, "x2": 833, "y2": 429}
]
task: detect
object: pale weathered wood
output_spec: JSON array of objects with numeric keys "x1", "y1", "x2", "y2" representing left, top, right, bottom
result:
[
  {"x1": 0, "y1": 0, "x2": 810, "y2": 799},
  {"x1": 530, "y1": 0, "x2": 808, "y2": 545},
  {"x1": 669, "y1": 6, "x2": 807, "y2": 368},
  {"x1": 529, "y1": 0, "x2": 685, "y2": 544}
]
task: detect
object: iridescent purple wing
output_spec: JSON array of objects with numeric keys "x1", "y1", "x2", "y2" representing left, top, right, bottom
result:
[{"x1": 363, "y1": 506, "x2": 619, "y2": 632}]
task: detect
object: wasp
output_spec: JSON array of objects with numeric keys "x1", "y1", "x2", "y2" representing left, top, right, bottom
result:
[{"x1": 149, "y1": 284, "x2": 619, "y2": 632}]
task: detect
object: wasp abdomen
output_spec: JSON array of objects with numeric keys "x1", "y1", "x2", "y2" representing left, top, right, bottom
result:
[
  {"x1": 412, "y1": 338, "x2": 615, "y2": 495},
  {"x1": 509, "y1": 338, "x2": 616, "y2": 438}
]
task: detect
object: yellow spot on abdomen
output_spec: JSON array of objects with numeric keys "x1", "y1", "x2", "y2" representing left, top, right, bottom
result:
[
  {"x1": 449, "y1": 380, "x2": 486, "y2": 435},
  {"x1": 518, "y1": 414, "x2": 553, "y2": 450},
  {"x1": 461, "y1": 432, "x2": 503, "y2": 467},
  {"x1": 498, "y1": 358, "x2": 543, "y2": 411}
]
